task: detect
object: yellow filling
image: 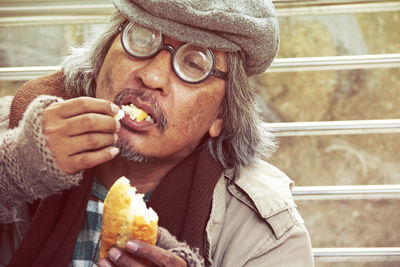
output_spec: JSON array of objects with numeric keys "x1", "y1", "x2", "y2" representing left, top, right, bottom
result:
[{"x1": 122, "y1": 104, "x2": 148, "y2": 122}]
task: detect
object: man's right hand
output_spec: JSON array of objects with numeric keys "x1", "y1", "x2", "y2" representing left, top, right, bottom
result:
[{"x1": 42, "y1": 97, "x2": 121, "y2": 174}]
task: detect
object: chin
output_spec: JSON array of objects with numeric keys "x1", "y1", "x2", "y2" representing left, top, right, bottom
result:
[{"x1": 116, "y1": 138, "x2": 149, "y2": 163}]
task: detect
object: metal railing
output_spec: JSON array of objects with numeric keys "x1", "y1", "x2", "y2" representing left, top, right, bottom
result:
[
  {"x1": 275, "y1": 0, "x2": 400, "y2": 15},
  {"x1": 1, "y1": 0, "x2": 399, "y2": 26},
  {"x1": 267, "y1": 120, "x2": 400, "y2": 136},
  {"x1": 0, "y1": 1, "x2": 111, "y2": 26},
  {"x1": 0, "y1": 66, "x2": 60, "y2": 82},
  {"x1": 293, "y1": 184, "x2": 400, "y2": 200},
  {"x1": 267, "y1": 54, "x2": 400, "y2": 72},
  {"x1": 1, "y1": 54, "x2": 399, "y2": 81},
  {"x1": 313, "y1": 247, "x2": 400, "y2": 262}
]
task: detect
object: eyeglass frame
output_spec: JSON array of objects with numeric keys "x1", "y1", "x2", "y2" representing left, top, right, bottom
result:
[{"x1": 118, "y1": 22, "x2": 228, "y2": 84}]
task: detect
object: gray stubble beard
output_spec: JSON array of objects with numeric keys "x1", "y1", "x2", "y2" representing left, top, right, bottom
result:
[{"x1": 115, "y1": 137, "x2": 150, "y2": 163}]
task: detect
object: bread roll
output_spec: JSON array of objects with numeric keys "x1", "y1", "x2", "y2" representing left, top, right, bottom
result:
[
  {"x1": 113, "y1": 109, "x2": 125, "y2": 121},
  {"x1": 99, "y1": 177, "x2": 158, "y2": 261}
]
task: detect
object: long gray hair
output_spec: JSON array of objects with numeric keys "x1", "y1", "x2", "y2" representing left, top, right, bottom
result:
[{"x1": 62, "y1": 12, "x2": 276, "y2": 178}]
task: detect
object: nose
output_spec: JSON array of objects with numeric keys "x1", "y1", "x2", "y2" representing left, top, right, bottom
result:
[{"x1": 135, "y1": 50, "x2": 172, "y2": 96}]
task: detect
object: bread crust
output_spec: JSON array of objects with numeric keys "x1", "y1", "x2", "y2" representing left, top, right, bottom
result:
[{"x1": 99, "y1": 177, "x2": 158, "y2": 261}]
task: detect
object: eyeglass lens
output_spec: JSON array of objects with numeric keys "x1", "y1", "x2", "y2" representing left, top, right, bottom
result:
[{"x1": 121, "y1": 22, "x2": 226, "y2": 84}]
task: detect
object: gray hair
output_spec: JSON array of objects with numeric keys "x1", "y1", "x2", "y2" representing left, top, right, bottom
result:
[
  {"x1": 62, "y1": 12, "x2": 125, "y2": 97},
  {"x1": 62, "y1": 12, "x2": 276, "y2": 178},
  {"x1": 208, "y1": 53, "x2": 276, "y2": 178}
]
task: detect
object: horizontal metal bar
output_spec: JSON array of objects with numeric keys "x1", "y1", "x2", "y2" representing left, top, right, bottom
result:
[
  {"x1": 0, "y1": 66, "x2": 61, "y2": 81},
  {"x1": 1, "y1": 54, "x2": 399, "y2": 81},
  {"x1": 0, "y1": 16, "x2": 109, "y2": 27},
  {"x1": 313, "y1": 247, "x2": 400, "y2": 262},
  {"x1": 0, "y1": 1, "x2": 399, "y2": 26},
  {"x1": 0, "y1": 1, "x2": 112, "y2": 26},
  {"x1": 267, "y1": 54, "x2": 400, "y2": 72},
  {"x1": 293, "y1": 185, "x2": 400, "y2": 200},
  {"x1": 266, "y1": 120, "x2": 400, "y2": 136},
  {"x1": 0, "y1": 3, "x2": 111, "y2": 16},
  {"x1": 277, "y1": 1, "x2": 400, "y2": 16},
  {"x1": 274, "y1": 0, "x2": 392, "y2": 6}
]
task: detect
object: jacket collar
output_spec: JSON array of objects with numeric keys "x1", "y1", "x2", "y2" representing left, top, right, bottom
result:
[{"x1": 225, "y1": 159, "x2": 296, "y2": 219}]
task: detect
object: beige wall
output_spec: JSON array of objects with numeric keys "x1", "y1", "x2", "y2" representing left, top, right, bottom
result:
[{"x1": 253, "y1": 11, "x2": 400, "y2": 267}]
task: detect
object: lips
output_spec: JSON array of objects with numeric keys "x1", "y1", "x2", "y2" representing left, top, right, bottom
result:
[
  {"x1": 122, "y1": 103, "x2": 154, "y2": 123},
  {"x1": 118, "y1": 103, "x2": 156, "y2": 132},
  {"x1": 114, "y1": 89, "x2": 165, "y2": 132}
]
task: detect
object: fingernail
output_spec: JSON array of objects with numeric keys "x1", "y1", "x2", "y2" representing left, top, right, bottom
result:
[
  {"x1": 98, "y1": 259, "x2": 113, "y2": 267},
  {"x1": 110, "y1": 103, "x2": 120, "y2": 115},
  {"x1": 109, "y1": 247, "x2": 121, "y2": 262},
  {"x1": 113, "y1": 133, "x2": 118, "y2": 144},
  {"x1": 115, "y1": 120, "x2": 121, "y2": 132},
  {"x1": 109, "y1": 147, "x2": 120, "y2": 157},
  {"x1": 126, "y1": 240, "x2": 139, "y2": 252}
]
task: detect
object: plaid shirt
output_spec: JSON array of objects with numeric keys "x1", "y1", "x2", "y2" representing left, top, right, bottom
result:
[{"x1": 70, "y1": 178, "x2": 108, "y2": 267}]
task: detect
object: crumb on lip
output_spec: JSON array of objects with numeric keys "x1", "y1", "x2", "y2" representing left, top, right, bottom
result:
[{"x1": 114, "y1": 109, "x2": 125, "y2": 121}]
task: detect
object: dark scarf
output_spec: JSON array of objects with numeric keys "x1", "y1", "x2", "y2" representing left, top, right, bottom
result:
[{"x1": 7, "y1": 72, "x2": 223, "y2": 266}]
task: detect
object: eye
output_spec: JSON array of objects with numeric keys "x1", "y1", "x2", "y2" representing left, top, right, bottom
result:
[
  {"x1": 123, "y1": 22, "x2": 162, "y2": 58},
  {"x1": 132, "y1": 34, "x2": 153, "y2": 47},
  {"x1": 182, "y1": 52, "x2": 207, "y2": 73},
  {"x1": 173, "y1": 44, "x2": 214, "y2": 82},
  {"x1": 132, "y1": 28, "x2": 157, "y2": 47}
]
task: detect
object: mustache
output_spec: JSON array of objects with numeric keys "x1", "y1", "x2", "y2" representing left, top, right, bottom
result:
[{"x1": 113, "y1": 88, "x2": 167, "y2": 132}]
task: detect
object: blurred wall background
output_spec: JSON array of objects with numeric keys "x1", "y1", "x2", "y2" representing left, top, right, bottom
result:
[
  {"x1": 256, "y1": 10, "x2": 400, "y2": 267},
  {"x1": 0, "y1": 1, "x2": 399, "y2": 266}
]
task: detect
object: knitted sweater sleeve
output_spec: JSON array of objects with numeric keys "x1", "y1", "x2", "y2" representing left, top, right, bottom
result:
[
  {"x1": 0, "y1": 95, "x2": 83, "y2": 224},
  {"x1": 157, "y1": 227, "x2": 205, "y2": 267}
]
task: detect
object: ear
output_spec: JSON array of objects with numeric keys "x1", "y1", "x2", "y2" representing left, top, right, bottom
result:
[{"x1": 208, "y1": 118, "x2": 223, "y2": 138}]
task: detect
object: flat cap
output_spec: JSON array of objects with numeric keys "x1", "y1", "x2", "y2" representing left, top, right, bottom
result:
[{"x1": 113, "y1": 0, "x2": 279, "y2": 76}]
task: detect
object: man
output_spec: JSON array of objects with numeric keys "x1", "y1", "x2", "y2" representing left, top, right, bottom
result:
[{"x1": 0, "y1": 0, "x2": 314, "y2": 266}]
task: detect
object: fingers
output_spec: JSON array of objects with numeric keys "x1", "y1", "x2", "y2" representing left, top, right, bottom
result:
[
  {"x1": 45, "y1": 97, "x2": 119, "y2": 118},
  {"x1": 99, "y1": 246, "x2": 148, "y2": 267},
  {"x1": 65, "y1": 113, "x2": 119, "y2": 136},
  {"x1": 59, "y1": 146, "x2": 120, "y2": 174},
  {"x1": 44, "y1": 103, "x2": 120, "y2": 137},
  {"x1": 66, "y1": 133, "x2": 118, "y2": 155},
  {"x1": 98, "y1": 258, "x2": 116, "y2": 267},
  {"x1": 42, "y1": 97, "x2": 122, "y2": 174},
  {"x1": 99, "y1": 241, "x2": 188, "y2": 267}
]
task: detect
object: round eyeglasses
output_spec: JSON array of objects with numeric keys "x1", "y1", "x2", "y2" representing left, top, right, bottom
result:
[{"x1": 119, "y1": 22, "x2": 228, "y2": 84}]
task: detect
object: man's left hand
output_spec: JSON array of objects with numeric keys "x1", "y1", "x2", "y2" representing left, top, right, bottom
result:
[{"x1": 98, "y1": 239, "x2": 188, "y2": 267}]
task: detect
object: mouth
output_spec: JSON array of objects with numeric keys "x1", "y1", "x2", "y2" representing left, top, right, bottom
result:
[
  {"x1": 118, "y1": 102, "x2": 157, "y2": 132},
  {"x1": 114, "y1": 89, "x2": 166, "y2": 132},
  {"x1": 121, "y1": 103, "x2": 155, "y2": 124}
]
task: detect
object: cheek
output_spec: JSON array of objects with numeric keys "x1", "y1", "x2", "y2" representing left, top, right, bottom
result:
[
  {"x1": 96, "y1": 69, "x2": 113, "y2": 98},
  {"x1": 96, "y1": 51, "x2": 126, "y2": 99},
  {"x1": 171, "y1": 89, "x2": 224, "y2": 133}
]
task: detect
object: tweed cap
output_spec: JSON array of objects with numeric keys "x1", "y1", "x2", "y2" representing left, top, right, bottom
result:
[{"x1": 113, "y1": 0, "x2": 279, "y2": 76}]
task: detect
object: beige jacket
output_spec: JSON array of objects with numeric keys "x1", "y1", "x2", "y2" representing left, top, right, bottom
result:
[
  {"x1": 0, "y1": 95, "x2": 313, "y2": 266},
  {"x1": 206, "y1": 161, "x2": 314, "y2": 267}
]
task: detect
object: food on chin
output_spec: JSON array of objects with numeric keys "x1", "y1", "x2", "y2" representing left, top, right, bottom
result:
[
  {"x1": 122, "y1": 103, "x2": 154, "y2": 123},
  {"x1": 99, "y1": 177, "x2": 158, "y2": 263}
]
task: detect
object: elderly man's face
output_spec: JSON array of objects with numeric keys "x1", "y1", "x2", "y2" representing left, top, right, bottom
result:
[{"x1": 96, "y1": 33, "x2": 227, "y2": 162}]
